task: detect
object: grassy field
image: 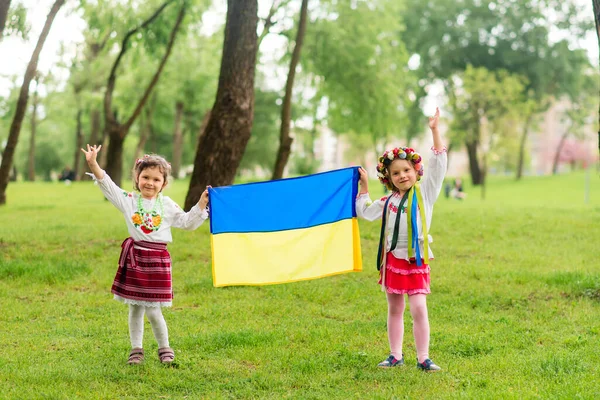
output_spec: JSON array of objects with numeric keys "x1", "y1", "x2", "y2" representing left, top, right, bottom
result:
[{"x1": 1, "y1": 171, "x2": 599, "y2": 399}]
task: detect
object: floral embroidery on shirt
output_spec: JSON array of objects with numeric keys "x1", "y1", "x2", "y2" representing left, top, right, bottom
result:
[
  {"x1": 431, "y1": 145, "x2": 447, "y2": 155},
  {"x1": 132, "y1": 195, "x2": 164, "y2": 234},
  {"x1": 132, "y1": 211, "x2": 162, "y2": 234},
  {"x1": 389, "y1": 204, "x2": 408, "y2": 214},
  {"x1": 132, "y1": 213, "x2": 143, "y2": 226}
]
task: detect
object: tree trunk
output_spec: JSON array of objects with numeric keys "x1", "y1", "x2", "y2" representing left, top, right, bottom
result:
[
  {"x1": 148, "y1": 116, "x2": 157, "y2": 154},
  {"x1": 134, "y1": 112, "x2": 147, "y2": 162},
  {"x1": 80, "y1": 108, "x2": 102, "y2": 180},
  {"x1": 27, "y1": 79, "x2": 39, "y2": 181},
  {"x1": 406, "y1": 86, "x2": 428, "y2": 144},
  {"x1": 89, "y1": 109, "x2": 102, "y2": 145},
  {"x1": 516, "y1": 113, "x2": 533, "y2": 180},
  {"x1": 465, "y1": 140, "x2": 483, "y2": 185},
  {"x1": 172, "y1": 101, "x2": 184, "y2": 179},
  {"x1": 104, "y1": 125, "x2": 126, "y2": 186},
  {"x1": 0, "y1": 0, "x2": 11, "y2": 39},
  {"x1": 184, "y1": 0, "x2": 259, "y2": 210},
  {"x1": 195, "y1": 109, "x2": 211, "y2": 150},
  {"x1": 481, "y1": 153, "x2": 487, "y2": 200},
  {"x1": 103, "y1": 1, "x2": 185, "y2": 187},
  {"x1": 98, "y1": 129, "x2": 109, "y2": 170},
  {"x1": 552, "y1": 131, "x2": 570, "y2": 175},
  {"x1": 134, "y1": 111, "x2": 149, "y2": 162},
  {"x1": 593, "y1": 0, "x2": 600, "y2": 172},
  {"x1": 134, "y1": 94, "x2": 156, "y2": 161},
  {"x1": 271, "y1": 0, "x2": 308, "y2": 180},
  {"x1": 73, "y1": 109, "x2": 84, "y2": 180},
  {"x1": 0, "y1": 0, "x2": 65, "y2": 205}
]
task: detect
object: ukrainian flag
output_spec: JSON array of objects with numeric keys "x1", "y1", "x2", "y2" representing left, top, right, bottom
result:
[{"x1": 208, "y1": 167, "x2": 363, "y2": 287}]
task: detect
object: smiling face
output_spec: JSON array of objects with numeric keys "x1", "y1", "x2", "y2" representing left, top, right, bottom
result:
[
  {"x1": 136, "y1": 166, "x2": 166, "y2": 199},
  {"x1": 387, "y1": 159, "x2": 417, "y2": 193}
]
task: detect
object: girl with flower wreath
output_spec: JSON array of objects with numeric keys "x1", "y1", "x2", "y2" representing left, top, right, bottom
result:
[
  {"x1": 82, "y1": 144, "x2": 210, "y2": 365},
  {"x1": 356, "y1": 107, "x2": 447, "y2": 371}
]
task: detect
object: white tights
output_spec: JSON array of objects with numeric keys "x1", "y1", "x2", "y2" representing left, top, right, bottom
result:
[
  {"x1": 386, "y1": 293, "x2": 430, "y2": 363},
  {"x1": 128, "y1": 304, "x2": 170, "y2": 349}
]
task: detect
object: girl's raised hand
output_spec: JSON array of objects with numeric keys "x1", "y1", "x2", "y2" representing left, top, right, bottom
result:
[
  {"x1": 81, "y1": 144, "x2": 102, "y2": 163},
  {"x1": 80, "y1": 144, "x2": 104, "y2": 179},
  {"x1": 358, "y1": 167, "x2": 369, "y2": 194},
  {"x1": 198, "y1": 185, "x2": 211, "y2": 209},
  {"x1": 428, "y1": 107, "x2": 440, "y2": 131}
]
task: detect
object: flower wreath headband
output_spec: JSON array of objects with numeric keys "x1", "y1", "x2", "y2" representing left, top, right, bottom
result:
[{"x1": 376, "y1": 147, "x2": 423, "y2": 187}]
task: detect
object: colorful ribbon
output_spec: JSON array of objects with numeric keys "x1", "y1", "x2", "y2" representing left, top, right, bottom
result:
[{"x1": 376, "y1": 183, "x2": 429, "y2": 270}]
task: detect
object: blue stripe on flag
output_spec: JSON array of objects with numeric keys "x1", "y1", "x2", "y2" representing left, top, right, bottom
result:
[{"x1": 209, "y1": 167, "x2": 359, "y2": 234}]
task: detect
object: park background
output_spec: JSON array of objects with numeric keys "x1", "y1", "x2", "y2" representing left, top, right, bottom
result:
[{"x1": 1, "y1": 0, "x2": 600, "y2": 398}]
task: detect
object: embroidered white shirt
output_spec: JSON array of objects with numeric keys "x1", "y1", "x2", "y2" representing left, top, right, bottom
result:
[
  {"x1": 355, "y1": 149, "x2": 447, "y2": 260},
  {"x1": 93, "y1": 172, "x2": 208, "y2": 243}
]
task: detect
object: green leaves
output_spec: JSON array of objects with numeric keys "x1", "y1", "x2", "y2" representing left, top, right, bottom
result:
[
  {"x1": 303, "y1": 0, "x2": 410, "y2": 146},
  {"x1": 450, "y1": 65, "x2": 529, "y2": 174},
  {"x1": 402, "y1": 0, "x2": 592, "y2": 101},
  {"x1": 3, "y1": 1, "x2": 30, "y2": 40}
]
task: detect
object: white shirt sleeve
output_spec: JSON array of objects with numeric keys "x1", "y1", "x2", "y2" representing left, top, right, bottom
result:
[
  {"x1": 355, "y1": 193, "x2": 386, "y2": 222},
  {"x1": 164, "y1": 197, "x2": 209, "y2": 231},
  {"x1": 420, "y1": 149, "x2": 448, "y2": 205},
  {"x1": 92, "y1": 171, "x2": 132, "y2": 214}
]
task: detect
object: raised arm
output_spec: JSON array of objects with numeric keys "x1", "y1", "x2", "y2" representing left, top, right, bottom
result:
[
  {"x1": 420, "y1": 107, "x2": 447, "y2": 203},
  {"x1": 428, "y1": 107, "x2": 445, "y2": 152},
  {"x1": 81, "y1": 144, "x2": 105, "y2": 180},
  {"x1": 81, "y1": 144, "x2": 131, "y2": 212}
]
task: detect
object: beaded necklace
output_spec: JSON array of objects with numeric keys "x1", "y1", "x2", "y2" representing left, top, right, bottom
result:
[{"x1": 131, "y1": 194, "x2": 164, "y2": 234}]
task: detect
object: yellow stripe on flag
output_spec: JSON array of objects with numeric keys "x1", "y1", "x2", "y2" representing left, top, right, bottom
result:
[{"x1": 211, "y1": 218, "x2": 362, "y2": 287}]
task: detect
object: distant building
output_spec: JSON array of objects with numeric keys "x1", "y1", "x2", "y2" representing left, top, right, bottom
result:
[
  {"x1": 530, "y1": 98, "x2": 597, "y2": 175},
  {"x1": 313, "y1": 125, "x2": 347, "y2": 172}
]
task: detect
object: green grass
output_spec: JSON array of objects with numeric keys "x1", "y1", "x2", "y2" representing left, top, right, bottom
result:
[{"x1": 1, "y1": 171, "x2": 599, "y2": 399}]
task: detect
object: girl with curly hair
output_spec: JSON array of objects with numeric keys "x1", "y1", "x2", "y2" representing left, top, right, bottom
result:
[{"x1": 81, "y1": 145, "x2": 210, "y2": 365}]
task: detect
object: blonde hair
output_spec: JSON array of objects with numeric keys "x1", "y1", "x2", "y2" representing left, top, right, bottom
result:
[{"x1": 132, "y1": 154, "x2": 172, "y2": 191}]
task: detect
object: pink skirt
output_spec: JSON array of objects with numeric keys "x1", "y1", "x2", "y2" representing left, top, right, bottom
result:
[
  {"x1": 378, "y1": 252, "x2": 431, "y2": 295},
  {"x1": 111, "y1": 238, "x2": 173, "y2": 306}
]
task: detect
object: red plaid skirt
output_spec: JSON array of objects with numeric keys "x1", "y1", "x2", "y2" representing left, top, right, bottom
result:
[
  {"x1": 378, "y1": 252, "x2": 431, "y2": 295},
  {"x1": 111, "y1": 238, "x2": 173, "y2": 306}
]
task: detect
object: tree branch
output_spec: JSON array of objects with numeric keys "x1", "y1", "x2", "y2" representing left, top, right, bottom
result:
[
  {"x1": 103, "y1": 0, "x2": 175, "y2": 126},
  {"x1": 258, "y1": 0, "x2": 291, "y2": 48},
  {"x1": 592, "y1": 0, "x2": 600, "y2": 166},
  {"x1": 123, "y1": 3, "x2": 186, "y2": 131},
  {"x1": 0, "y1": 0, "x2": 12, "y2": 40},
  {"x1": 0, "y1": 0, "x2": 65, "y2": 204}
]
